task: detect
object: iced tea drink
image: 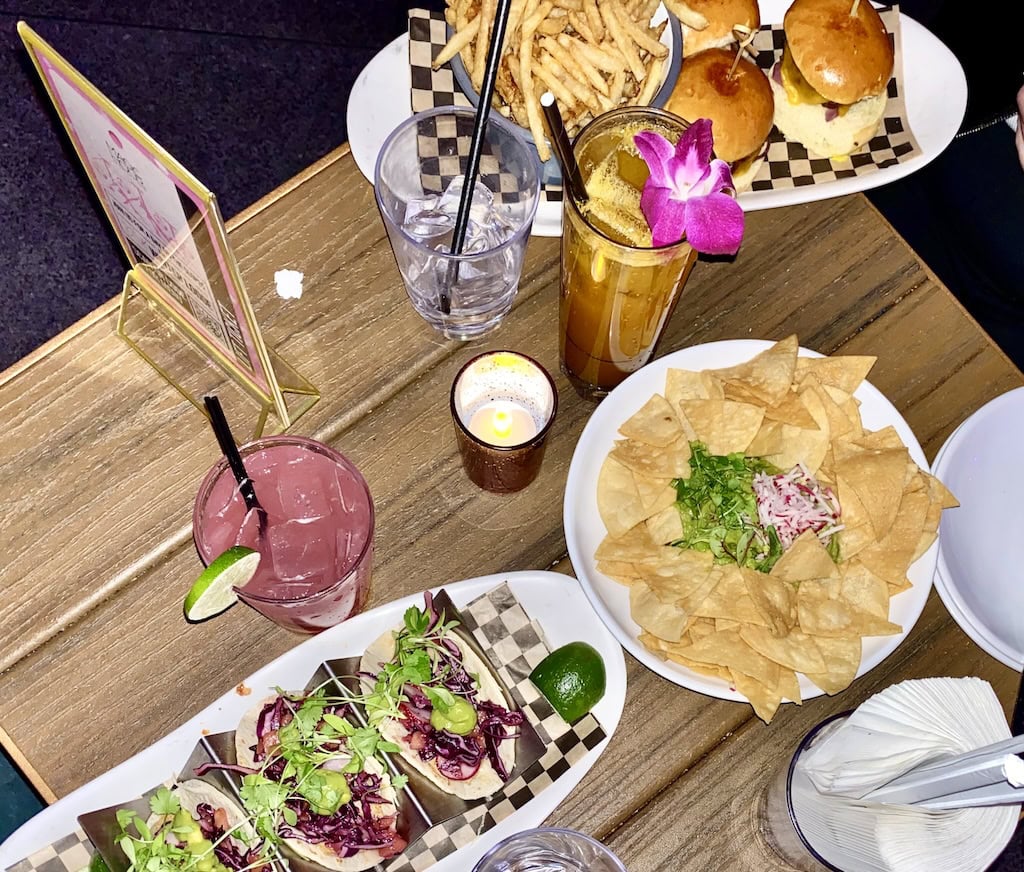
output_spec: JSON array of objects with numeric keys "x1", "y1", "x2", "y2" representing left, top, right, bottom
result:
[
  {"x1": 193, "y1": 435, "x2": 374, "y2": 634},
  {"x1": 560, "y1": 107, "x2": 697, "y2": 400}
]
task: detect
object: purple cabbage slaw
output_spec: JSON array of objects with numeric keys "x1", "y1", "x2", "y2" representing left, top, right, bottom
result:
[
  {"x1": 387, "y1": 592, "x2": 525, "y2": 782},
  {"x1": 250, "y1": 694, "x2": 406, "y2": 860},
  {"x1": 193, "y1": 803, "x2": 266, "y2": 871},
  {"x1": 198, "y1": 693, "x2": 406, "y2": 862}
]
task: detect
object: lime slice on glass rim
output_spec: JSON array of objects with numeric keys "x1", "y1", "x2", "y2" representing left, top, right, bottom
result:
[{"x1": 184, "y1": 545, "x2": 261, "y2": 622}]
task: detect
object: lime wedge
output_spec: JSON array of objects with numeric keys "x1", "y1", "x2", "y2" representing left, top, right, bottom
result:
[
  {"x1": 529, "y1": 641, "x2": 606, "y2": 724},
  {"x1": 184, "y1": 546, "x2": 260, "y2": 622}
]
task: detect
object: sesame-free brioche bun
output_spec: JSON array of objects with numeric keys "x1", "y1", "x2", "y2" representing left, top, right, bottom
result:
[
  {"x1": 667, "y1": 48, "x2": 774, "y2": 167},
  {"x1": 679, "y1": 0, "x2": 760, "y2": 57},
  {"x1": 769, "y1": 74, "x2": 887, "y2": 158},
  {"x1": 783, "y1": 0, "x2": 894, "y2": 105}
]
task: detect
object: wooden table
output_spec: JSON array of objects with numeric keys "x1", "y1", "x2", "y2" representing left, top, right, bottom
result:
[{"x1": 2, "y1": 144, "x2": 1022, "y2": 869}]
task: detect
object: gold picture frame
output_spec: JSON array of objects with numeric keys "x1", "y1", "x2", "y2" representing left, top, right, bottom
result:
[{"x1": 19, "y1": 22, "x2": 318, "y2": 436}]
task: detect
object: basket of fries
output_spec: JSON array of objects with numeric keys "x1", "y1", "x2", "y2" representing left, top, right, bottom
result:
[{"x1": 434, "y1": 0, "x2": 683, "y2": 177}]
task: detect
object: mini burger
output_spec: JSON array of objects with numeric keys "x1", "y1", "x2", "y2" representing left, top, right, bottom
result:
[
  {"x1": 666, "y1": 48, "x2": 775, "y2": 192},
  {"x1": 673, "y1": 0, "x2": 760, "y2": 57},
  {"x1": 770, "y1": 0, "x2": 894, "y2": 158}
]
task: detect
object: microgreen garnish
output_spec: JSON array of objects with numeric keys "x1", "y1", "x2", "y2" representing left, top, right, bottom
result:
[
  {"x1": 671, "y1": 442, "x2": 783, "y2": 571},
  {"x1": 361, "y1": 603, "x2": 464, "y2": 725},
  {"x1": 114, "y1": 786, "x2": 263, "y2": 872},
  {"x1": 236, "y1": 687, "x2": 402, "y2": 846}
]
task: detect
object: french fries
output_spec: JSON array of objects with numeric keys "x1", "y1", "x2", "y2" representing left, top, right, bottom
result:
[{"x1": 433, "y1": 0, "x2": 673, "y2": 154}]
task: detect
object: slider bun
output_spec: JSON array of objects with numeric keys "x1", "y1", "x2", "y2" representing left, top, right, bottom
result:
[
  {"x1": 783, "y1": 0, "x2": 894, "y2": 104},
  {"x1": 680, "y1": 0, "x2": 760, "y2": 56},
  {"x1": 769, "y1": 74, "x2": 888, "y2": 158},
  {"x1": 667, "y1": 48, "x2": 774, "y2": 164}
]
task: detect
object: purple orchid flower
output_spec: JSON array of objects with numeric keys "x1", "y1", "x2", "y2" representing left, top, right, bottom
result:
[{"x1": 633, "y1": 119, "x2": 745, "y2": 255}]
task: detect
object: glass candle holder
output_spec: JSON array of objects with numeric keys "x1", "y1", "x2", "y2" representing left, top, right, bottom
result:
[{"x1": 450, "y1": 351, "x2": 558, "y2": 494}]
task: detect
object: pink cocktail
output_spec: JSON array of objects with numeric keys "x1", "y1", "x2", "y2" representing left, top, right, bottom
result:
[{"x1": 192, "y1": 435, "x2": 374, "y2": 634}]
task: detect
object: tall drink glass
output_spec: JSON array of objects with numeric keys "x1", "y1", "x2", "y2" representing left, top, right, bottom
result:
[
  {"x1": 193, "y1": 435, "x2": 374, "y2": 634},
  {"x1": 472, "y1": 827, "x2": 626, "y2": 872},
  {"x1": 560, "y1": 106, "x2": 698, "y2": 400},
  {"x1": 375, "y1": 106, "x2": 541, "y2": 340}
]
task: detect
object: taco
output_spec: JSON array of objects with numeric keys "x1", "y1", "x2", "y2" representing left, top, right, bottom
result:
[
  {"x1": 359, "y1": 592, "x2": 525, "y2": 800},
  {"x1": 234, "y1": 689, "x2": 407, "y2": 872},
  {"x1": 115, "y1": 779, "x2": 267, "y2": 872}
]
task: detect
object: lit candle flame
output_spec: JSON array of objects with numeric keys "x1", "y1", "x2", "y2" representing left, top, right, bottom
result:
[{"x1": 492, "y1": 408, "x2": 513, "y2": 438}]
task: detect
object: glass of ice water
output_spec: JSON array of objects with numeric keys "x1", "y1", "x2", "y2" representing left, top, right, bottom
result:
[
  {"x1": 374, "y1": 106, "x2": 541, "y2": 340},
  {"x1": 472, "y1": 827, "x2": 627, "y2": 872}
]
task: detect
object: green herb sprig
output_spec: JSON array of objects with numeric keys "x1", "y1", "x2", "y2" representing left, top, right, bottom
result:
[{"x1": 671, "y1": 442, "x2": 783, "y2": 572}]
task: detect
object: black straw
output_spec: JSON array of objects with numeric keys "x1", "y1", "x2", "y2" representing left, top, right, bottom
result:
[
  {"x1": 540, "y1": 91, "x2": 588, "y2": 205},
  {"x1": 441, "y1": 0, "x2": 513, "y2": 315},
  {"x1": 203, "y1": 395, "x2": 262, "y2": 514}
]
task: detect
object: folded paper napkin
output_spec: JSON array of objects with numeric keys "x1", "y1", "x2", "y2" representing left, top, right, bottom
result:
[{"x1": 791, "y1": 677, "x2": 1019, "y2": 872}]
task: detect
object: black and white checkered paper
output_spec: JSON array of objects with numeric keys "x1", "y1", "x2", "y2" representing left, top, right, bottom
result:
[
  {"x1": 7, "y1": 583, "x2": 606, "y2": 872},
  {"x1": 409, "y1": 5, "x2": 920, "y2": 202},
  {"x1": 382, "y1": 583, "x2": 606, "y2": 871},
  {"x1": 4, "y1": 830, "x2": 92, "y2": 872}
]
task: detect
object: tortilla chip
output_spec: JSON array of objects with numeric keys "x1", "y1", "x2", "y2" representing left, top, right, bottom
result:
[
  {"x1": 804, "y1": 635, "x2": 862, "y2": 695},
  {"x1": 739, "y1": 625, "x2": 827, "y2": 674},
  {"x1": 619, "y1": 394, "x2": 683, "y2": 447},
  {"x1": 741, "y1": 566, "x2": 797, "y2": 637},
  {"x1": 596, "y1": 560, "x2": 643, "y2": 585},
  {"x1": 835, "y1": 446, "x2": 910, "y2": 539},
  {"x1": 678, "y1": 400, "x2": 764, "y2": 456},
  {"x1": 595, "y1": 524, "x2": 662, "y2": 563},
  {"x1": 693, "y1": 566, "x2": 769, "y2": 626},
  {"x1": 856, "y1": 489, "x2": 930, "y2": 585},
  {"x1": 763, "y1": 419, "x2": 830, "y2": 475},
  {"x1": 684, "y1": 629, "x2": 781, "y2": 690},
  {"x1": 796, "y1": 576, "x2": 901, "y2": 638},
  {"x1": 770, "y1": 532, "x2": 839, "y2": 584},
  {"x1": 763, "y1": 388, "x2": 819, "y2": 429},
  {"x1": 641, "y1": 549, "x2": 722, "y2": 614},
  {"x1": 775, "y1": 666, "x2": 802, "y2": 705},
  {"x1": 596, "y1": 457, "x2": 675, "y2": 537},
  {"x1": 795, "y1": 354, "x2": 876, "y2": 394},
  {"x1": 716, "y1": 334, "x2": 798, "y2": 406},
  {"x1": 746, "y1": 419, "x2": 786, "y2": 456},
  {"x1": 645, "y1": 505, "x2": 684, "y2": 545},
  {"x1": 611, "y1": 435, "x2": 693, "y2": 479},
  {"x1": 630, "y1": 582, "x2": 691, "y2": 642},
  {"x1": 731, "y1": 667, "x2": 783, "y2": 724},
  {"x1": 665, "y1": 368, "x2": 723, "y2": 404}
]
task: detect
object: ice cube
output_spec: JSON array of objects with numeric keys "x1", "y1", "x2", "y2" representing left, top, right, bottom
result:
[
  {"x1": 402, "y1": 208, "x2": 454, "y2": 244},
  {"x1": 438, "y1": 175, "x2": 495, "y2": 226}
]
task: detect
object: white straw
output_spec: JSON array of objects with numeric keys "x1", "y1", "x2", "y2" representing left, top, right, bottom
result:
[
  {"x1": 902, "y1": 733, "x2": 1024, "y2": 774},
  {"x1": 864, "y1": 754, "x2": 1023, "y2": 805},
  {"x1": 920, "y1": 779, "x2": 1024, "y2": 811}
]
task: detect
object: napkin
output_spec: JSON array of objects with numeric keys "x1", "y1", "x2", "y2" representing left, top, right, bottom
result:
[{"x1": 790, "y1": 678, "x2": 1019, "y2": 872}]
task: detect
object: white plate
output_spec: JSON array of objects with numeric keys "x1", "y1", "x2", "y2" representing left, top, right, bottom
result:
[
  {"x1": 0, "y1": 571, "x2": 626, "y2": 871},
  {"x1": 931, "y1": 388, "x2": 1024, "y2": 669},
  {"x1": 563, "y1": 339, "x2": 936, "y2": 704},
  {"x1": 347, "y1": 6, "x2": 965, "y2": 235}
]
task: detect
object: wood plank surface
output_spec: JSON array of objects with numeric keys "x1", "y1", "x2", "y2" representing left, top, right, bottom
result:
[{"x1": 1, "y1": 146, "x2": 1022, "y2": 869}]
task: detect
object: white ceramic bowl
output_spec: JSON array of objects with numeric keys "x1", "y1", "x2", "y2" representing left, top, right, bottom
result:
[{"x1": 931, "y1": 387, "x2": 1024, "y2": 668}]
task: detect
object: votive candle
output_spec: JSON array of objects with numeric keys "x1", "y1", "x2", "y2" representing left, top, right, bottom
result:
[{"x1": 450, "y1": 351, "x2": 558, "y2": 493}]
